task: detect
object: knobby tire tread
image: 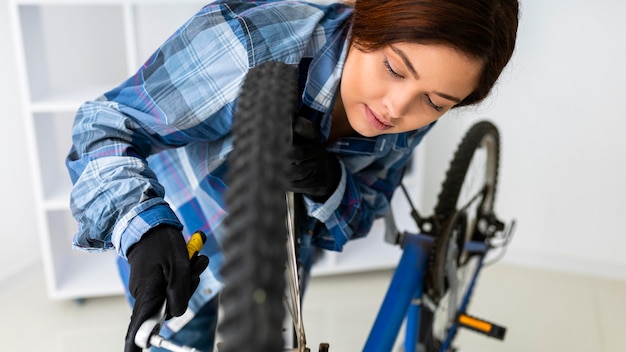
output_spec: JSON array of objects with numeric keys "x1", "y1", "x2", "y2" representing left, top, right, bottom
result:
[
  {"x1": 219, "y1": 61, "x2": 297, "y2": 352},
  {"x1": 434, "y1": 121, "x2": 500, "y2": 219}
]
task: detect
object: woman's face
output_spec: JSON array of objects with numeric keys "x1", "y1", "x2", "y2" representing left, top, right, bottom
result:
[{"x1": 340, "y1": 42, "x2": 483, "y2": 137}]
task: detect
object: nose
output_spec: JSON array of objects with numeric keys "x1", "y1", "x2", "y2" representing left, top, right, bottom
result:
[{"x1": 383, "y1": 88, "x2": 415, "y2": 119}]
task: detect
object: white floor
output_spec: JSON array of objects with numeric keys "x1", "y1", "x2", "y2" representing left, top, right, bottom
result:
[{"x1": 0, "y1": 262, "x2": 624, "y2": 352}]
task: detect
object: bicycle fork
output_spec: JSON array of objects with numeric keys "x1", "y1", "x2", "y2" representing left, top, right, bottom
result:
[{"x1": 285, "y1": 192, "x2": 308, "y2": 352}]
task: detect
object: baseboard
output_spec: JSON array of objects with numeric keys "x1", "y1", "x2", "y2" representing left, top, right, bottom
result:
[{"x1": 500, "y1": 247, "x2": 626, "y2": 282}]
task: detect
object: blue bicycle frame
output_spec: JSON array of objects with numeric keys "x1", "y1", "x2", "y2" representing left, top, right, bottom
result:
[{"x1": 363, "y1": 232, "x2": 489, "y2": 352}]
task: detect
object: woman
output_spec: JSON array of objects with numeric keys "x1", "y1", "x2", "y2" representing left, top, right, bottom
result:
[{"x1": 66, "y1": 0, "x2": 519, "y2": 351}]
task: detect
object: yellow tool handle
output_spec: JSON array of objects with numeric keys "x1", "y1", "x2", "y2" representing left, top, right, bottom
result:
[{"x1": 186, "y1": 230, "x2": 207, "y2": 259}]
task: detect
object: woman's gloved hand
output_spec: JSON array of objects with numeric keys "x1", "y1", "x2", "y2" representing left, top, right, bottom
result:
[
  {"x1": 123, "y1": 225, "x2": 209, "y2": 352},
  {"x1": 287, "y1": 116, "x2": 341, "y2": 202}
]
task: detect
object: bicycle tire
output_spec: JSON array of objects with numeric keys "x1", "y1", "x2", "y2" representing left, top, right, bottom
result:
[
  {"x1": 219, "y1": 61, "x2": 297, "y2": 352},
  {"x1": 435, "y1": 121, "x2": 500, "y2": 220},
  {"x1": 422, "y1": 121, "x2": 501, "y2": 351}
]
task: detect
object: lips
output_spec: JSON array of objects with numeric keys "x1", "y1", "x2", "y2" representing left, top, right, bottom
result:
[{"x1": 364, "y1": 105, "x2": 393, "y2": 131}]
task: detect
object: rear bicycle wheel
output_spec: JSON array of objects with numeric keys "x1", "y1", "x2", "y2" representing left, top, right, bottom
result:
[
  {"x1": 421, "y1": 121, "x2": 501, "y2": 351},
  {"x1": 219, "y1": 61, "x2": 297, "y2": 352}
]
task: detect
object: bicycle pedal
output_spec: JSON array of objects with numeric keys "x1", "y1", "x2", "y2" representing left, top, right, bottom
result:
[{"x1": 457, "y1": 313, "x2": 506, "y2": 340}]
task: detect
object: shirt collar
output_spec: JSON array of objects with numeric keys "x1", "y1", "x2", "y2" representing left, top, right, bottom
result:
[{"x1": 301, "y1": 23, "x2": 351, "y2": 113}]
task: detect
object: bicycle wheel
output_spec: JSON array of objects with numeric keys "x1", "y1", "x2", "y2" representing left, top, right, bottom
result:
[
  {"x1": 219, "y1": 61, "x2": 297, "y2": 352},
  {"x1": 423, "y1": 121, "x2": 501, "y2": 351}
]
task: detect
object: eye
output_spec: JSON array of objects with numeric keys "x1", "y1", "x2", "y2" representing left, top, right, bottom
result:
[
  {"x1": 384, "y1": 60, "x2": 404, "y2": 79},
  {"x1": 425, "y1": 94, "x2": 444, "y2": 112}
]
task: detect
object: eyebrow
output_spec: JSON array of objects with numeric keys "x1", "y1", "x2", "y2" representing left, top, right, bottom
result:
[
  {"x1": 434, "y1": 91, "x2": 462, "y2": 104},
  {"x1": 390, "y1": 45, "x2": 463, "y2": 104}
]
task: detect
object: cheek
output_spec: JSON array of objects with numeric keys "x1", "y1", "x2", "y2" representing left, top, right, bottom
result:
[
  {"x1": 341, "y1": 64, "x2": 364, "y2": 97},
  {"x1": 342, "y1": 51, "x2": 384, "y2": 98},
  {"x1": 401, "y1": 111, "x2": 445, "y2": 133},
  {"x1": 339, "y1": 67, "x2": 365, "y2": 117},
  {"x1": 342, "y1": 68, "x2": 383, "y2": 107}
]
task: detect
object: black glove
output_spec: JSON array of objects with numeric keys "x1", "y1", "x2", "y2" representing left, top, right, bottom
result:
[
  {"x1": 288, "y1": 116, "x2": 341, "y2": 202},
  {"x1": 124, "y1": 225, "x2": 209, "y2": 352}
]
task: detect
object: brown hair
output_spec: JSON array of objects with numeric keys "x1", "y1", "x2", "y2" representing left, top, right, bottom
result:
[{"x1": 350, "y1": 0, "x2": 519, "y2": 107}]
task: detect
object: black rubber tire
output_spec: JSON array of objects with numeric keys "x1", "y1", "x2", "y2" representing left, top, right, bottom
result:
[
  {"x1": 218, "y1": 61, "x2": 297, "y2": 352},
  {"x1": 434, "y1": 121, "x2": 500, "y2": 222},
  {"x1": 421, "y1": 121, "x2": 501, "y2": 351}
]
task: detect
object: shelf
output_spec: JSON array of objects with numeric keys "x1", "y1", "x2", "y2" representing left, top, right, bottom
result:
[
  {"x1": 45, "y1": 210, "x2": 123, "y2": 300},
  {"x1": 33, "y1": 112, "x2": 74, "y2": 204},
  {"x1": 10, "y1": 0, "x2": 210, "y2": 301},
  {"x1": 43, "y1": 187, "x2": 72, "y2": 211},
  {"x1": 18, "y1": 2, "x2": 206, "y2": 109},
  {"x1": 18, "y1": 4, "x2": 128, "y2": 103},
  {"x1": 311, "y1": 191, "x2": 421, "y2": 276},
  {"x1": 52, "y1": 251, "x2": 124, "y2": 300},
  {"x1": 30, "y1": 85, "x2": 111, "y2": 113},
  {"x1": 311, "y1": 219, "x2": 403, "y2": 276},
  {"x1": 131, "y1": 3, "x2": 206, "y2": 64}
]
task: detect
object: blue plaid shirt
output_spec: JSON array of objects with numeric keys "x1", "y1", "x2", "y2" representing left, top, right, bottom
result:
[{"x1": 66, "y1": 0, "x2": 432, "y2": 334}]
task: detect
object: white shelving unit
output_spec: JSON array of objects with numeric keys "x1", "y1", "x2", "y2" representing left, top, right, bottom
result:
[
  {"x1": 8, "y1": 0, "x2": 424, "y2": 300},
  {"x1": 8, "y1": 0, "x2": 210, "y2": 300}
]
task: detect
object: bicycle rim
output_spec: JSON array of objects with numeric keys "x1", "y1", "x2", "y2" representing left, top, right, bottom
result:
[
  {"x1": 219, "y1": 61, "x2": 297, "y2": 352},
  {"x1": 426, "y1": 121, "x2": 501, "y2": 350}
]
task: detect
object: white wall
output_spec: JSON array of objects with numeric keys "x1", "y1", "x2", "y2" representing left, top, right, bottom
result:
[
  {"x1": 0, "y1": 0, "x2": 624, "y2": 287},
  {"x1": 419, "y1": 0, "x2": 626, "y2": 280},
  {"x1": 0, "y1": 0, "x2": 39, "y2": 286}
]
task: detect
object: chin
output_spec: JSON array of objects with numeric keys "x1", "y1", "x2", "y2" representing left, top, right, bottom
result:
[{"x1": 356, "y1": 129, "x2": 383, "y2": 138}]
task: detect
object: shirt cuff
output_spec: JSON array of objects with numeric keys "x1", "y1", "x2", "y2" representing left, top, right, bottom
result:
[
  {"x1": 303, "y1": 162, "x2": 346, "y2": 222},
  {"x1": 113, "y1": 201, "x2": 183, "y2": 260}
]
